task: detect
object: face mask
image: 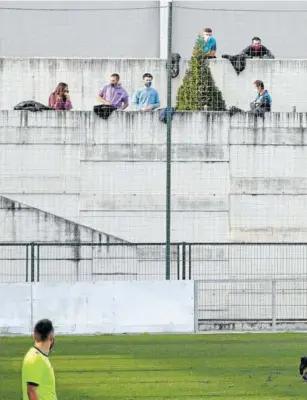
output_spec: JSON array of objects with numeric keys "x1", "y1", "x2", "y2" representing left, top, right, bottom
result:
[
  {"x1": 111, "y1": 83, "x2": 117, "y2": 87},
  {"x1": 145, "y1": 82, "x2": 152, "y2": 88}
]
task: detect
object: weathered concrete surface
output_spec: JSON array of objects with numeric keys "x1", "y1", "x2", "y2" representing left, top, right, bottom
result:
[
  {"x1": 1, "y1": 1, "x2": 306, "y2": 59},
  {"x1": 1, "y1": 110, "x2": 307, "y2": 242},
  {"x1": 0, "y1": 196, "x2": 170, "y2": 283},
  {"x1": 0, "y1": 195, "x2": 124, "y2": 243},
  {"x1": 1, "y1": 58, "x2": 307, "y2": 112}
]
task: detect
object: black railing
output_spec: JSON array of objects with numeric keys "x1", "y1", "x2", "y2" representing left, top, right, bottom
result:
[{"x1": 0, "y1": 242, "x2": 307, "y2": 283}]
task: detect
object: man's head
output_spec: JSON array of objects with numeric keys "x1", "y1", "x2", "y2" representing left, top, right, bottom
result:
[
  {"x1": 252, "y1": 37, "x2": 262, "y2": 50},
  {"x1": 203, "y1": 28, "x2": 213, "y2": 42},
  {"x1": 110, "y1": 73, "x2": 120, "y2": 87},
  {"x1": 34, "y1": 319, "x2": 55, "y2": 352},
  {"x1": 143, "y1": 73, "x2": 153, "y2": 88},
  {"x1": 254, "y1": 79, "x2": 265, "y2": 93}
]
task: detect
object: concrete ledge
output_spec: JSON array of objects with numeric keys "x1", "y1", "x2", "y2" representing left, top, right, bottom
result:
[
  {"x1": 199, "y1": 320, "x2": 307, "y2": 332},
  {"x1": 1, "y1": 58, "x2": 307, "y2": 111}
]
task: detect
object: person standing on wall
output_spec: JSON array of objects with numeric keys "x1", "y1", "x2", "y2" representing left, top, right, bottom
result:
[
  {"x1": 22, "y1": 319, "x2": 57, "y2": 400},
  {"x1": 132, "y1": 73, "x2": 160, "y2": 111},
  {"x1": 49, "y1": 82, "x2": 72, "y2": 110},
  {"x1": 198, "y1": 28, "x2": 217, "y2": 58}
]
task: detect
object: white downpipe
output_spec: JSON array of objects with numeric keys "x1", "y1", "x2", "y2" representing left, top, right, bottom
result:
[{"x1": 160, "y1": 1, "x2": 170, "y2": 59}]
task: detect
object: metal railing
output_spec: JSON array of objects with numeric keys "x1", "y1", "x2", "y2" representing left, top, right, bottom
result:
[
  {"x1": 1, "y1": 242, "x2": 307, "y2": 331},
  {"x1": 1, "y1": 242, "x2": 307, "y2": 283},
  {"x1": 195, "y1": 278, "x2": 307, "y2": 332}
]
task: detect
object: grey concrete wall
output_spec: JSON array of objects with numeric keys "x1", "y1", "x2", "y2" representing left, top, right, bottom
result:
[
  {"x1": 1, "y1": 58, "x2": 307, "y2": 112},
  {"x1": 0, "y1": 195, "x2": 139, "y2": 283},
  {"x1": 0, "y1": 195, "x2": 124, "y2": 243},
  {"x1": 1, "y1": 110, "x2": 307, "y2": 242},
  {"x1": 0, "y1": 1, "x2": 160, "y2": 58},
  {"x1": 1, "y1": 1, "x2": 307, "y2": 59},
  {"x1": 172, "y1": 1, "x2": 307, "y2": 59}
]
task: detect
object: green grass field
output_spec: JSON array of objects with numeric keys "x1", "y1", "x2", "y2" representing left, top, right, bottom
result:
[{"x1": 0, "y1": 333, "x2": 306, "y2": 399}]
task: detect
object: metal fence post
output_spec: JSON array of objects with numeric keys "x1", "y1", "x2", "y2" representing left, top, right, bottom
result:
[
  {"x1": 188, "y1": 244, "x2": 192, "y2": 280},
  {"x1": 194, "y1": 280, "x2": 199, "y2": 332},
  {"x1": 165, "y1": 0, "x2": 173, "y2": 281},
  {"x1": 37, "y1": 244, "x2": 40, "y2": 282},
  {"x1": 182, "y1": 242, "x2": 186, "y2": 280},
  {"x1": 272, "y1": 280, "x2": 277, "y2": 332},
  {"x1": 30, "y1": 242, "x2": 35, "y2": 283},
  {"x1": 25, "y1": 244, "x2": 29, "y2": 283},
  {"x1": 176, "y1": 244, "x2": 180, "y2": 280}
]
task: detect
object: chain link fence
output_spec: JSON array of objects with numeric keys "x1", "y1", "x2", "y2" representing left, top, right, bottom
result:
[
  {"x1": 196, "y1": 278, "x2": 307, "y2": 331},
  {"x1": 1, "y1": 242, "x2": 307, "y2": 331},
  {"x1": 1, "y1": 242, "x2": 306, "y2": 283}
]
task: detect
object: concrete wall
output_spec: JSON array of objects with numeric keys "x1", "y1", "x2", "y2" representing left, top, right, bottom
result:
[
  {"x1": 1, "y1": 280, "x2": 306, "y2": 334},
  {"x1": 172, "y1": 1, "x2": 307, "y2": 59},
  {"x1": 1, "y1": 58, "x2": 307, "y2": 112},
  {"x1": 0, "y1": 1, "x2": 160, "y2": 58},
  {"x1": 0, "y1": 195, "x2": 123, "y2": 243},
  {"x1": 0, "y1": 195, "x2": 140, "y2": 283},
  {"x1": 1, "y1": 1, "x2": 307, "y2": 59},
  {"x1": 0, "y1": 281, "x2": 195, "y2": 334},
  {"x1": 1, "y1": 110, "x2": 307, "y2": 243}
]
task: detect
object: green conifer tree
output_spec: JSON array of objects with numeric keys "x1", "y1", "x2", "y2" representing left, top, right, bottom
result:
[{"x1": 176, "y1": 36, "x2": 226, "y2": 111}]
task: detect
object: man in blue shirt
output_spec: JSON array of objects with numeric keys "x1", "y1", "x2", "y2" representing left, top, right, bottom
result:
[
  {"x1": 198, "y1": 28, "x2": 217, "y2": 58},
  {"x1": 132, "y1": 73, "x2": 160, "y2": 111},
  {"x1": 251, "y1": 79, "x2": 272, "y2": 113}
]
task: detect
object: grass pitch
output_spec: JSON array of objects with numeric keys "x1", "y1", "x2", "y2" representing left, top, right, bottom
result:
[{"x1": 0, "y1": 333, "x2": 306, "y2": 399}]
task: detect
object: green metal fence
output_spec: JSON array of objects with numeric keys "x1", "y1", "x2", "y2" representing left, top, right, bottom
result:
[{"x1": 0, "y1": 242, "x2": 307, "y2": 283}]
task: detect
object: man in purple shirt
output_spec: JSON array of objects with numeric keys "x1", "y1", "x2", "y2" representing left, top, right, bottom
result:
[{"x1": 97, "y1": 73, "x2": 129, "y2": 110}]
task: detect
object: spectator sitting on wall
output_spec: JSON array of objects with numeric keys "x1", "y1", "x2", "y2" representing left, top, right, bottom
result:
[
  {"x1": 197, "y1": 28, "x2": 217, "y2": 58},
  {"x1": 97, "y1": 73, "x2": 129, "y2": 111},
  {"x1": 241, "y1": 37, "x2": 274, "y2": 59},
  {"x1": 132, "y1": 73, "x2": 160, "y2": 111},
  {"x1": 48, "y1": 82, "x2": 72, "y2": 110},
  {"x1": 250, "y1": 79, "x2": 272, "y2": 115}
]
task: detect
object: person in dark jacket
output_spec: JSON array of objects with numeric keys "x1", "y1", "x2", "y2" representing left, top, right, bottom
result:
[
  {"x1": 241, "y1": 37, "x2": 274, "y2": 59},
  {"x1": 250, "y1": 79, "x2": 272, "y2": 115}
]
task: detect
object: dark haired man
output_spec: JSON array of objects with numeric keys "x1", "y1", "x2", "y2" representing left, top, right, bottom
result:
[
  {"x1": 250, "y1": 79, "x2": 272, "y2": 114},
  {"x1": 132, "y1": 73, "x2": 160, "y2": 111},
  {"x1": 97, "y1": 73, "x2": 129, "y2": 110},
  {"x1": 241, "y1": 37, "x2": 274, "y2": 59},
  {"x1": 198, "y1": 28, "x2": 217, "y2": 58},
  {"x1": 222, "y1": 37, "x2": 274, "y2": 74},
  {"x1": 22, "y1": 319, "x2": 57, "y2": 400}
]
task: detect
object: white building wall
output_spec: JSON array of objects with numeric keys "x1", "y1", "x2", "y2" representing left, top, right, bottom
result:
[
  {"x1": 0, "y1": 111, "x2": 307, "y2": 243},
  {"x1": 1, "y1": 1, "x2": 307, "y2": 59},
  {"x1": 0, "y1": 58, "x2": 307, "y2": 112}
]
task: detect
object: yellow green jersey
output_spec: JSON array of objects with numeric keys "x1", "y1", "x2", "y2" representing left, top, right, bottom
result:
[{"x1": 22, "y1": 347, "x2": 57, "y2": 400}]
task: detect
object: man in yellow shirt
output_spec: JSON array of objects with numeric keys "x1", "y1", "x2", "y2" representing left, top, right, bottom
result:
[{"x1": 22, "y1": 319, "x2": 57, "y2": 400}]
